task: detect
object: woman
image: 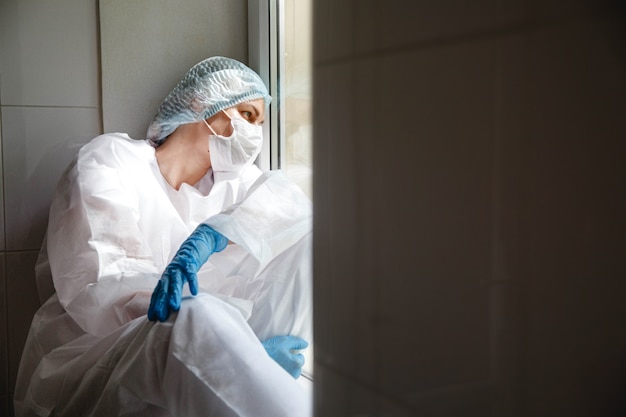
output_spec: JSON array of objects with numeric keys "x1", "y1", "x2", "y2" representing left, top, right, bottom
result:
[{"x1": 14, "y1": 57, "x2": 312, "y2": 417}]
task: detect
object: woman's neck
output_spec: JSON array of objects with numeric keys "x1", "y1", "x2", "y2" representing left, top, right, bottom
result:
[{"x1": 155, "y1": 123, "x2": 211, "y2": 190}]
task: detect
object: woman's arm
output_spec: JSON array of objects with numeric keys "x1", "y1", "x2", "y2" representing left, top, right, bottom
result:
[{"x1": 48, "y1": 142, "x2": 162, "y2": 336}]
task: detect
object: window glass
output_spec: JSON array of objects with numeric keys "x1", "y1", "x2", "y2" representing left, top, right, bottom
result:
[{"x1": 281, "y1": 0, "x2": 312, "y2": 198}]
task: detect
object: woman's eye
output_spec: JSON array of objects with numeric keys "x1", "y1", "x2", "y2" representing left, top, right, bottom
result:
[{"x1": 241, "y1": 111, "x2": 252, "y2": 120}]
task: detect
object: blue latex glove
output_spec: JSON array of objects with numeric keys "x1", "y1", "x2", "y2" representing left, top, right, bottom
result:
[
  {"x1": 262, "y1": 335, "x2": 309, "y2": 379},
  {"x1": 148, "y1": 224, "x2": 228, "y2": 322}
]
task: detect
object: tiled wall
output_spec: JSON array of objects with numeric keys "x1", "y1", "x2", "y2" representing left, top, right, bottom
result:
[
  {"x1": 2, "y1": 0, "x2": 624, "y2": 416},
  {"x1": 0, "y1": 1, "x2": 248, "y2": 415},
  {"x1": 0, "y1": 0, "x2": 101, "y2": 415},
  {"x1": 312, "y1": 0, "x2": 626, "y2": 416},
  {"x1": 99, "y1": 0, "x2": 248, "y2": 139}
]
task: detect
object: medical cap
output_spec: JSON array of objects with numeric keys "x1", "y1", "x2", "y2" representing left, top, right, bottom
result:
[{"x1": 146, "y1": 56, "x2": 271, "y2": 144}]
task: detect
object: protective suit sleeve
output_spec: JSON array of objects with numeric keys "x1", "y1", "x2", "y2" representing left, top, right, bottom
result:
[
  {"x1": 204, "y1": 170, "x2": 312, "y2": 270},
  {"x1": 202, "y1": 170, "x2": 314, "y2": 375},
  {"x1": 47, "y1": 137, "x2": 163, "y2": 336}
]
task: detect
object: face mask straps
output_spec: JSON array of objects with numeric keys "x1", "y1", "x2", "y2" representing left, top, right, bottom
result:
[
  {"x1": 204, "y1": 110, "x2": 236, "y2": 137},
  {"x1": 203, "y1": 119, "x2": 218, "y2": 136}
]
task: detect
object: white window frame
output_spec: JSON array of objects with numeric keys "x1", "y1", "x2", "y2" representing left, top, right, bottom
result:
[
  {"x1": 249, "y1": 1, "x2": 314, "y2": 381},
  {"x1": 248, "y1": 0, "x2": 285, "y2": 172}
]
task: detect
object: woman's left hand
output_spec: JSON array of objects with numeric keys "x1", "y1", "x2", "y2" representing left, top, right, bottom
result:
[
  {"x1": 262, "y1": 335, "x2": 309, "y2": 378},
  {"x1": 148, "y1": 224, "x2": 228, "y2": 321}
]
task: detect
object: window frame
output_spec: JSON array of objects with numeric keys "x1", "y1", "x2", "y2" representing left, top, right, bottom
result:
[{"x1": 248, "y1": 0, "x2": 284, "y2": 172}]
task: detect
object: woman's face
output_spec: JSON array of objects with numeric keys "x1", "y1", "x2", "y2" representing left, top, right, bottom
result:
[{"x1": 205, "y1": 98, "x2": 265, "y2": 136}]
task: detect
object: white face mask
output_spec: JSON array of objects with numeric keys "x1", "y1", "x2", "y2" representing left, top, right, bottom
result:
[{"x1": 204, "y1": 110, "x2": 263, "y2": 173}]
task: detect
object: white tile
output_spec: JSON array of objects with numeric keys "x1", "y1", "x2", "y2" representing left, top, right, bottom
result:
[
  {"x1": 0, "y1": 0, "x2": 99, "y2": 107},
  {"x1": 353, "y1": 0, "x2": 382, "y2": 56},
  {"x1": 528, "y1": 0, "x2": 608, "y2": 19},
  {"x1": 352, "y1": 57, "x2": 383, "y2": 387},
  {"x1": 402, "y1": 380, "x2": 493, "y2": 416},
  {"x1": 496, "y1": 0, "x2": 531, "y2": 26},
  {"x1": 312, "y1": 0, "x2": 355, "y2": 63},
  {"x1": 99, "y1": 0, "x2": 248, "y2": 139},
  {"x1": 314, "y1": 364, "x2": 416, "y2": 416},
  {"x1": 325, "y1": 62, "x2": 360, "y2": 375},
  {"x1": 353, "y1": 0, "x2": 613, "y2": 55},
  {"x1": 311, "y1": 65, "x2": 332, "y2": 365},
  {"x1": 2, "y1": 106, "x2": 100, "y2": 251},
  {"x1": 358, "y1": 0, "x2": 498, "y2": 53},
  {"x1": 0, "y1": 255, "x2": 7, "y2": 395},
  {"x1": 0, "y1": 111, "x2": 4, "y2": 251},
  {"x1": 6, "y1": 251, "x2": 39, "y2": 392},
  {"x1": 373, "y1": 42, "x2": 496, "y2": 393},
  {"x1": 0, "y1": 394, "x2": 10, "y2": 417},
  {"x1": 312, "y1": 62, "x2": 360, "y2": 374},
  {"x1": 514, "y1": 17, "x2": 626, "y2": 413}
]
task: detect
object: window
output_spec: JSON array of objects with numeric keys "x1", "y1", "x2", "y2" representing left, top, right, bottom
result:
[
  {"x1": 248, "y1": 0, "x2": 312, "y2": 198},
  {"x1": 248, "y1": 0, "x2": 314, "y2": 380}
]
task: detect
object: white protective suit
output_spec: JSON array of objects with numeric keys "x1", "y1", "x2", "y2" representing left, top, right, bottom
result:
[{"x1": 13, "y1": 133, "x2": 313, "y2": 417}]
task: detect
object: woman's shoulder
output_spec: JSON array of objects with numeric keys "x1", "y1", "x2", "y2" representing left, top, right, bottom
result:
[{"x1": 78, "y1": 133, "x2": 154, "y2": 167}]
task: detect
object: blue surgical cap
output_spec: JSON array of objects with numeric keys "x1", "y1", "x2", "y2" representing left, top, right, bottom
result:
[{"x1": 146, "y1": 56, "x2": 271, "y2": 144}]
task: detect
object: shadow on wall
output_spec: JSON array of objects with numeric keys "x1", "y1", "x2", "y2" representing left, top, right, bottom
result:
[
  {"x1": 18, "y1": 136, "x2": 92, "y2": 296},
  {"x1": 23, "y1": 139, "x2": 91, "y2": 248}
]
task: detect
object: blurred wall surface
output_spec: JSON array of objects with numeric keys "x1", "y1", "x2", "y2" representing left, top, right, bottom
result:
[{"x1": 312, "y1": 1, "x2": 626, "y2": 416}]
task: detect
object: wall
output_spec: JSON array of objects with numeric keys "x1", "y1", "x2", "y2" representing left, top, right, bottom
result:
[
  {"x1": 0, "y1": 0, "x2": 247, "y2": 415},
  {"x1": 0, "y1": 1, "x2": 100, "y2": 414},
  {"x1": 99, "y1": 0, "x2": 248, "y2": 139},
  {"x1": 312, "y1": 1, "x2": 626, "y2": 416},
  {"x1": 3, "y1": 0, "x2": 625, "y2": 415}
]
